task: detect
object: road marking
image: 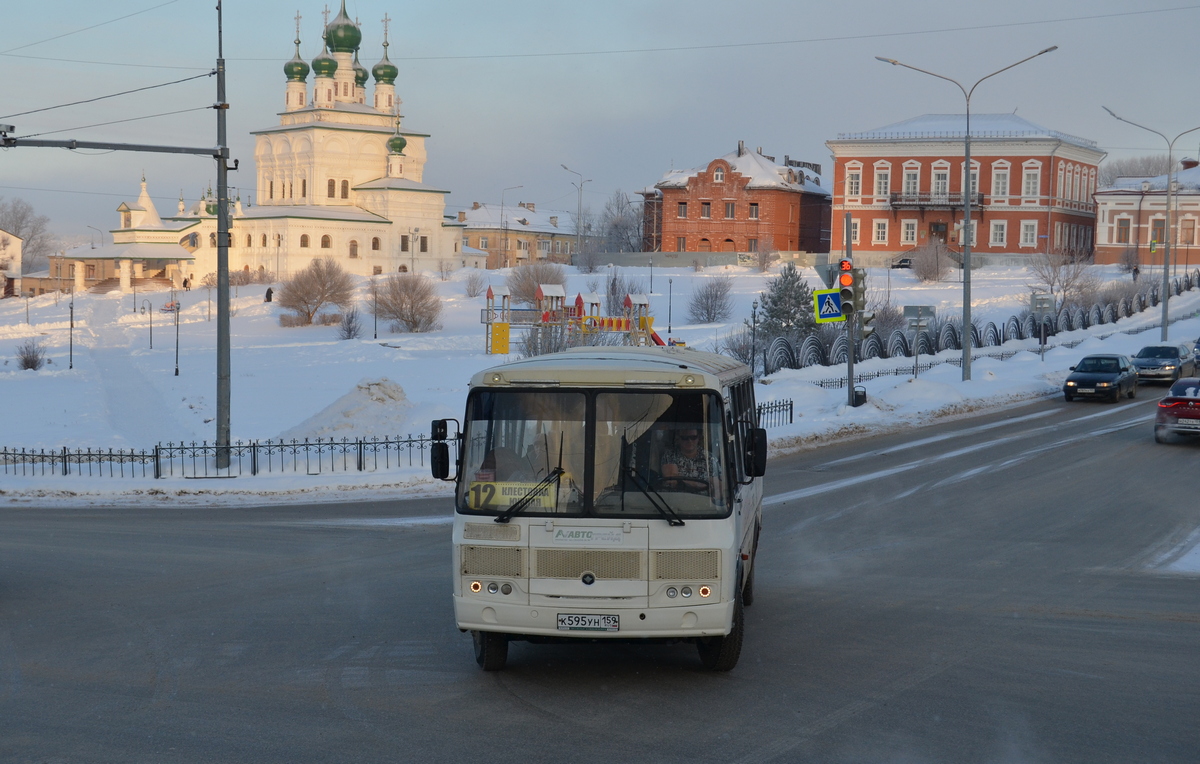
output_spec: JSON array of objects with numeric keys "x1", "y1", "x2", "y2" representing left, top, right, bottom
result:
[{"x1": 292, "y1": 516, "x2": 454, "y2": 528}]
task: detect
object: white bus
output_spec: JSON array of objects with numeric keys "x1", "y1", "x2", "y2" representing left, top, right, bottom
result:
[{"x1": 430, "y1": 345, "x2": 766, "y2": 671}]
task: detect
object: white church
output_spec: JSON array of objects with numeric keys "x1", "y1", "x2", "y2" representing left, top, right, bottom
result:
[{"x1": 47, "y1": 2, "x2": 476, "y2": 295}]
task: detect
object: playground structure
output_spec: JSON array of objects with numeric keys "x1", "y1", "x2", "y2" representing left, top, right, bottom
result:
[{"x1": 482, "y1": 284, "x2": 665, "y2": 354}]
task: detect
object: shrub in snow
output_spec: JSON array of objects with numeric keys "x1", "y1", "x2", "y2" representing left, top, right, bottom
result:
[
  {"x1": 15, "y1": 338, "x2": 46, "y2": 370},
  {"x1": 374, "y1": 272, "x2": 442, "y2": 332},
  {"x1": 338, "y1": 306, "x2": 362, "y2": 339},
  {"x1": 688, "y1": 276, "x2": 734, "y2": 324},
  {"x1": 316, "y1": 313, "x2": 341, "y2": 326},
  {"x1": 277, "y1": 257, "x2": 355, "y2": 325},
  {"x1": 910, "y1": 243, "x2": 952, "y2": 283},
  {"x1": 464, "y1": 270, "x2": 487, "y2": 298},
  {"x1": 506, "y1": 262, "x2": 566, "y2": 305},
  {"x1": 716, "y1": 328, "x2": 755, "y2": 369},
  {"x1": 604, "y1": 268, "x2": 646, "y2": 316}
]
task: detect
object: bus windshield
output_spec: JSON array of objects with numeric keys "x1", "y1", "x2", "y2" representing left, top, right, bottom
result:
[{"x1": 456, "y1": 389, "x2": 729, "y2": 519}]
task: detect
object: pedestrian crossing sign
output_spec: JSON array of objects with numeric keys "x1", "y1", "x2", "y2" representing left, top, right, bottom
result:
[{"x1": 813, "y1": 289, "x2": 845, "y2": 323}]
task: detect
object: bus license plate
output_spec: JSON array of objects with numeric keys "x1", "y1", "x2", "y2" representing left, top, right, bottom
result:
[{"x1": 557, "y1": 613, "x2": 619, "y2": 632}]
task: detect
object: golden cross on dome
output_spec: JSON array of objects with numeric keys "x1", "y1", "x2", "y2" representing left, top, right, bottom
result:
[
  {"x1": 294, "y1": 10, "x2": 302, "y2": 40},
  {"x1": 322, "y1": 5, "x2": 330, "y2": 26},
  {"x1": 381, "y1": 13, "x2": 391, "y2": 44}
]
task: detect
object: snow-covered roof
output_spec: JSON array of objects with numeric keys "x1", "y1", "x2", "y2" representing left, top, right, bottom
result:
[
  {"x1": 353, "y1": 177, "x2": 450, "y2": 194},
  {"x1": 1100, "y1": 164, "x2": 1200, "y2": 193},
  {"x1": 459, "y1": 203, "x2": 572, "y2": 234},
  {"x1": 834, "y1": 113, "x2": 1099, "y2": 150},
  {"x1": 60, "y1": 242, "x2": 195, "y2": 261},
  {"x1": 234, "y1": 205, "x2": 392, "y2": 224},
  {"x1": 655, "y1": 148, "x2": 829, "y2": 196}
]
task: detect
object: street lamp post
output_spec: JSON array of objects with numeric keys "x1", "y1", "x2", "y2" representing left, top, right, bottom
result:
[
  {"x1": 68, "y1": 289, "x2": 74, "y2": 369},
  {"x1": 877, "y1": 46, "x2": 1058, "y2": 381},
  {"x1": 561, "y1": 165, "x2": 591, "y2": 260},
  {"x1": 373, "y1": 278, "x2": 378, "y2": 339},
  {"x1": 140, "y1": 299, "x2": 153, "y2": 349},
  {"x1": 668, "y1": 278, "x2": 673, "y2": 335},
  {"x1": 499, "y1": 185, "x2": 522, "y2": 269},
  {"x1": 751, "y1": 298, "x2": 759, "y2": 376},
  {"x1": 1102, "y1": 107, "x2": 1200, "y2": 341},
  {"x1": 649, "y1": 257, "x2": 654, "y2": 293},
  {"x1": 173, "y1": 289, "x2": 180, "y2": 376}
]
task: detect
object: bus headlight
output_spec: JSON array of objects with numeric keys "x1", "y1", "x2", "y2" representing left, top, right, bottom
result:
[
  {"x1": 470, "y1": 581, "x2": 482, "y2": 593},
  {"x1": 699, "y1": 586, "x2": 711, "y2": 598},
  {"x1": 666, "y1": 587, "x2": 678, "y2": 598},
  {"x1": 487, "y1": 582, "x2": 499, "y2": 594}
]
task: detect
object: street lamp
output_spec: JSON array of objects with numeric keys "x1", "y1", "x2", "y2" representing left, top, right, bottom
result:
[
  {"x1": 500, "y1": 185, "x2": 522, "y2": 268},
  {"x1": 372, "y1": 277, "x2": 378, "y2": 339},
  {"x1": 751, "y1": 298, "x2": 759, "y2": 376},
  {"x1": 173, "y1": 288, "x2": 180, "y2": 376},
  {"x1": 86, "y1": 225, "x2": 102, "y2": 249},
  {"x1": 668, "y1": 278, "x2": 673, "y2": 335},
  {"x1": 561, "y1": 165, "x2": 592, "y2": 260},
  {"x1": 877, "y1": 46, "x2": 1057, "y2": 381},
  {"x1": 140, "y1": 298, "x2": 153, "y2": 349},
  {"x1": 1102, "y1": 107, "x2": 1200, "y2": 341},
  {"x1": 68, "y1": 288, "x2": 74, "y2": 369},
  {"x1": 649, "y1": 257, "x2": 654, "y2": 293}
]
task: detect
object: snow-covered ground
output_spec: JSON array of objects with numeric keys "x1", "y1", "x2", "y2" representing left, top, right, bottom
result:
[{"x1": 3, "y1": 261, "x2": 1200, "y2": 550}]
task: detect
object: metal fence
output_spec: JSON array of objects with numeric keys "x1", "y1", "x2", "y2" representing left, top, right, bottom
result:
[
  {"x1": 1, "y1": 435, "x2": 449, "y2": 480},
  {"x1": 756, "y1": 399, "x2": 794, "y2": 428}
]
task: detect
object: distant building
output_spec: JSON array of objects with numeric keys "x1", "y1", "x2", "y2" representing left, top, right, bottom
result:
[
  {"x1": 0, "y1": 228, "x2": 22, "y2": 297},
  {"x1": 456, "y1": 202, "x2": 577, "y2": 269},
  {"x1": 1093, "y1": 159, "x2": 1200, "y2": 268},
  {"x1": 640, "y1": 142, "x2": 831, "y2": 259},
  {"x1": 826, "y1": 114, "x2": 1106, "y2": 265}
]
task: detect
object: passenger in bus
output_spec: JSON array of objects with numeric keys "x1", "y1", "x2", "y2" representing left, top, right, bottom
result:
[{"x1": 660, "y1": 427, "x2": 715, "y2": 493}]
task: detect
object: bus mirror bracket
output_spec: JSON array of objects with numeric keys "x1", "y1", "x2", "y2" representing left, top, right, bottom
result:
[{"x1": 747, "y1": 427, "x2": 768, "y2": 478}]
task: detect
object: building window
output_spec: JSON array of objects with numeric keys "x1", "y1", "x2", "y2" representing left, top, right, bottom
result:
[
  {"x1": 245, "y1": 234, "x2": 252, "y2": 247},
  {"x1": 1115, "y1": 219, "x2": 1131, "y2": 244},
  {"x1": 1181, "y1": 219, "x2": 1195, "y2": 246},
  {"x1": 517, "y1": 239, "x2": 529, "y2": 252},
  {"x1": 340, "y1": 180, "x2": 349, "y2": 199},
  {"x1": 849, "y1": 220, "x2": 859, "y2": 244},
  {"x1": 373, "y1": 266, "x2": 383, "y2": 275},
  {"x1": 990, "y1": 221, "x2": 1007, "y2": 246},
  {"x1": 269, "y1": 181, "x2": 274, "y2": 200},
  {"x1": 478, "y1": 236, "x2": 488, "y2": 249},
  {"x1": 261, "y1": 234, "x2": 268, "y2": 247},
  {"x1": 725, "y1": 202, "x2": 735, "y2": 218},
  {"x1": 300, "y1": 234, "x2": 310, "y2": 248},
  {"x1": 676, "y1": 236, "x2": 686, "y2": 252},
  {"x1": 1151, "y1": 218, "x2": 1165, "y2": 243},
  {"x1": 967, "y1": 170, "x2": 978, "y2": 195},
  {"x1": 372, "y1": 237, "x2": 381, "y2": 251},
  {"x1": 874, "y1": 171, "x2": 889, "y2": 196},
  {"x1": 713, "y1": 166, "x2": 725, "y2": 183},
  {"x1": 554, "y1": 240, "x2": 562, "y2": 254},
  {"x1": 327, "y1": 179, "x2": 336, "y2": 198},
  {"x1": 847, "y1": 170, "x2": 861, "y2": 197},
  {"x1": 992, "y1": 170, "x2": 1009, "y2": 197},
  {"x1": 301, "y1": 179, "x2": 306, "y2": 198},
  {"x1": 961, "y1": 221, "x2": 977, "y2": 247},
  {"x1": 349, "y1": 240, "x2": 359, "y2": 258},
  {"x1": 902, "y1": 220, "x2": 916, "y2": 244},
  {"x1": 749, "y1": 203, "x2": 759, "y2": 220},
  {"x1": 288, "y1": 182, "x2": 293, "y2": 199},
  {"x1": 1023, "y1": 170, "x2": 1039, "y2": 197},
  {"x1": 86, "y1": 264, "x2": 96, "y2": 279},
  {"x1": 677, "y1": 202, "x2": 688, "y2": 219},
  {"x1": 401, "y1": 234, "x2": 410, "y2": 252},
  {"x1": 398, "y1": 265, "x2": 408, "y2": 273},
  {"x1": 932, "y1": 171, "x2": 949, "y2": 198},
  {"x1": 321, "y1": 234, "x2": 332, "y2": 248},
  {"x1": 1020, "y1": 221, "x2": 1037, "y2": 247},
  {"x1": 701, "y1": 202, "x2": 711, "y2": 219},
  {"x1": 420, "y1": 235, "x2": 428, "y2": 253},
  {"x1": 538, "y1": 240, "x2": 550, "y2": 254},
  {"x1": 747, "y1": 238, "x2": 758, "y2": 252},
  {"x1": 903, "y1": 170, "x2": 919, "y2": 196},
  {"x1": 873, "y1": 220, "x2": 888, "y2": 243}
]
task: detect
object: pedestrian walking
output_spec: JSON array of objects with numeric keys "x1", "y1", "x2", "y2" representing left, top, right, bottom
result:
[{"x1": 1132, "y1": 265, "x2": 1140, "y2": 282}]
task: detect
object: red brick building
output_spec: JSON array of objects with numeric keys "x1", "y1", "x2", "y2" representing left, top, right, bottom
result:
[
  {"x1": 1093, "y1": 160, "x2": 1200, "y2": 267},
  {"x1": 825, "y1": 114, "x2": 1106, "y2": 265},
  {"x1": 640, "y1": 142, "x2": 831, "y2": 256}
]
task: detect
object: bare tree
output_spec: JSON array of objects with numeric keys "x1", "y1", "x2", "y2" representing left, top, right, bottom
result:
[
  {"x1": 277, "y1": 257, "x2": 355, "y2": 324},
  {"x1": 573, "y1": 206, "x2": 598, "y2": 255},
  {"x1": 464, "y1": 269, "x2": 488, "y2": 298},
  {"x1": 374, "y1": 272, "x2": 443, "y2": 332},
  {"x1": 1028, "y1": 252, "x2": 1098, "y2": 314},
  {"x1": 437, "y1": 259, "x2": 451, "y2": 282},
  {"x1": 688, "y1": 276, "x2": 734, "y2": 323},
  {"x1": 754, "y1": 236, "x2": 776, "y2": 272},
  {"x1": 605, "y1": 268, "x2": 646, "y2": 315},
  {"x1": 337, "y1": 304, "x2": 363, "y2": 339},
  {"x1": 599, "y1": 190, "x2": 643, "y2": 253},
  {"x1": 0, "y1": 197, "x2": 54, "y2": 274},
  {"x1": 1098, "y1": 154, "x2": 1173, "y2": 188},
  {"x1": 910, "y1": 242, "x2": 951, "y2": 282},
  {"x1": 15, "y1": 338, "x2": 46, "y2": 370},
  {"x1": 1118, "y1": 247, "x2": 1139, "y2": 274},
  {"x1": 716, "y1": 328, "x2": 755, "y2": 368},
  {"x1": 506, "y1": 261, "x2": 567, "y2": 305}
]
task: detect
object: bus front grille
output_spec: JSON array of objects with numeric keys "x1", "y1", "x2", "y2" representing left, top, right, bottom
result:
[
  {"x1": 652, "y1": 550, "x2": 720, "y2": 580},
  {"x1": 461, "y1": 545, "x2": 525, "y2": 577},
  {"x1": 533, "y1": 549, "x2": 644, "y2": 580}
]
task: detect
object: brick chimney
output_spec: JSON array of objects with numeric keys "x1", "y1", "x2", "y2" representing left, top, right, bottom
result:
[
  {"x1": 525, "y1": 202, "x2": 535, "y2": 212},
  {"x1": 472, "y1": 201, "x2": 481, "y2": 210},
  {"x1": 549, "y1": 216, "x2": 558, "y2": 227},
  {"x1": 457, "y1": 211, "x2": 466, "y2": 222}
]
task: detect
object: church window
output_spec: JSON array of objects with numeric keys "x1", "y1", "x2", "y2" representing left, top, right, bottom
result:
[
  {"x1": 300, "y1": 234, "x2": 310, "y2": 248},
  {"x1": 321, "y1": 235, "x2": 332, "y2": 248},
  {"x1": 275, "y1": 234, "x2": 282, "y2": 247},
  {"x1": 245, "y1": 234, "x2": 252, "y2": 247},
  {"x1": 398, "y1": 265, "x2": 408, "y2": 273},
  {"x1": 122, "y1": 211, "x2": 131, "y2": 228},
  {"x1": 349, "y1": 240, "x2": 359, "y2": 258},
  {"x1": 340, "y1": 180, "x2": 349, "y2": 199},
  {"x1": 288, "y1": 182, "x2": 293, "y2": 198},
  {"x1": 269, "y1": 181, "x2": 274, "y2": 200},
  {"x1": 401, "y1": 234, "x2": 410, "y2": 252},
  {"x1": 420, "y1": 236, "x2": 428, "y2": 253},
  {"x1": 261, "y1": 234, "x2": 267, "y2": 247},
  {"x1": 327, "y1": 179, "x2": 336, "y2": 198},
  {"x1": 301, "y1": 179, "x2": 306, "y2": 198},
  {"x1": 387, "y1": 95, "x2": 393, "y2": 107},
  {"x1": 371, "y1": 237, "x2": 381, "y2": 251},
  {"x1": 326, "y1": 89, "x2": 332, "y2": 102}
]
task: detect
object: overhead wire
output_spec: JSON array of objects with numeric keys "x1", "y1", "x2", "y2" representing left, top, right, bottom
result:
[
  {"x1": 1, "y1": 0, "x2": 182, "y2": 54},
  {"x1": 0, "y1": 71, "x2": 216, "y2": 121},
  {"x1": 15, "y1": 107, "x2": 213, "y2": 139}
]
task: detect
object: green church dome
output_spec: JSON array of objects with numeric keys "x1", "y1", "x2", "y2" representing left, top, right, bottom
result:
[
  {"x1": 387, "y1": 133, "x2": 407, "y2": 155},
  {"x1": 312, "y1": 41, "x2": 337, "y2": 78},
  {"x1": 372, "y1": 45, "x2": 398, "y2": 85},
  {"x1": 353, "y1": 52, "x2": 369, "y2": 87},
  {"x1": 284, "y1": 40, "x2": 309, "y2": 81},
  {"x1": 325, "y1": 1, "x2": 362, "y2": 54}
]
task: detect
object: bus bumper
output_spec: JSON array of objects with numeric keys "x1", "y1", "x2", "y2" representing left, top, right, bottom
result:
[{"x1": 454, "y1": 596, "x2": 735, "y2": 639}]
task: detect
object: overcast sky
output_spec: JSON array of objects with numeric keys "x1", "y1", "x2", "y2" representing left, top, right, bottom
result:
[{"x1": 3, "y1": 0, "x2": 1199, "y2": 240}]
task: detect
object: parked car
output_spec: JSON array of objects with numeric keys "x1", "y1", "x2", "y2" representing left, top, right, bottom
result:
[
  {"x1": 1063, "y1": 354, "x2": 1138, "y2": 402},
  {"x1": 890, "y1": 257, "x2": 913, "y2": 269},
  {"x1": 1154, "y1": 377, "x2": 1200, "y2": 442},
  {"x1": 1130, "y1": 344, "x2": 1196, "y2": 383}
]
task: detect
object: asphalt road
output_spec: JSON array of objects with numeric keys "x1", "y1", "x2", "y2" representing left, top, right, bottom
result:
[{"x1": 1, "y1": 393, "x2": 1197, "y2": 763}]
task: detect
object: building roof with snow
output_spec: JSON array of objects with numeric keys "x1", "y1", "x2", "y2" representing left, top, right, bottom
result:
[
  {"x1": 458, "y1": 202, "x2": 573, "y2": 235},
  {"x1": 1099, "y1": 162, "x2": 1200, "y2": 193},
  {"x1": 832, "y1": 113, "x2": 1099, "y2": 151},
  {"x1": 654, "y1": 146, "x2": 829, "y2": 196}
]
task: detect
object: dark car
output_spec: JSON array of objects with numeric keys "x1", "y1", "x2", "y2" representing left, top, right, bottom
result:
[
  {"x1": 1063, "y1": 354, "x2": 1138, "y2": 402},
  {"x1": 1154, "y1": 377, "x2": 1200, "y2": 442},
  {"x1": 891, "y1": 257, "x2": 913, "y2": 269},
  {"x1": 1131, "y1": 344, "x2": 1196, "y2": 383}
]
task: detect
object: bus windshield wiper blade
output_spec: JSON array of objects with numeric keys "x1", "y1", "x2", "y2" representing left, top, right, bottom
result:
[
  {"x1": 494, "y1": 467, "x2": 564, "y2": 524},
  {"x1": 625, "y1": 466, "x2": 685, "y2": 527}
]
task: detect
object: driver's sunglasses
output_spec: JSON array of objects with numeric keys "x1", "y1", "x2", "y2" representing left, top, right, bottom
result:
[{"x1": 679, "y1": 434, "x2": 700, "y2": 441}]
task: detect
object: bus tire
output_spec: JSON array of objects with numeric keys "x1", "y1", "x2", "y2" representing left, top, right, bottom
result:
[
  {"x1": 697, "y1": 589, "x2": 743, "y2": 671},
  {"x1": 472, "y1": 630, "x2": 508, "y2": 671}
]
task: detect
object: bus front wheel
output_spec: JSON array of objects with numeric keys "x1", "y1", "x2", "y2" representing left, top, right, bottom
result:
[
  {"x1": 472, "y1": 630, "x2": 508, "y2": 671},
  {"x1": 697, "y1": 590, "x2": 743, "y2": 671}
]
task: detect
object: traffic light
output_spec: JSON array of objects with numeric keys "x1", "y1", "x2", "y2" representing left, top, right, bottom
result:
[
  {"x1": 859, "y1": 310, "x2": 876, "y2": 341},
  {"x1": 838, "y1": 259, "x2": 855, "y2": 314},
  {"x1": 852, "y1": 268, "x2": 867, "y2": 312}
]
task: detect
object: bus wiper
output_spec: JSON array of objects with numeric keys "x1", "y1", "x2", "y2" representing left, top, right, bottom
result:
[
  {"x1": 494, "y1": 467, "x2": 563, "y2": 523},
  {"x1": 620, "y1": 434, "x2": 684, "y2": 527}
]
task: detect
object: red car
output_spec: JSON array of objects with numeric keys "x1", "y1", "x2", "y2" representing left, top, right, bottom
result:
[{"x1": 1154, "y1": 377, "x2": 1200, "y2": 443}]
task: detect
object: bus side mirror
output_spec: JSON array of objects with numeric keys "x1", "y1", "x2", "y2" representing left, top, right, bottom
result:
[
  {"x1": 431, "y1": 419, "x2": 448, "y2": 441},
  {"x1": 747, "y1": 427, "x2": 768, "y2": 477},
  {"x1": 431, "y1": 442, "x2": 451, "y2": 480}
]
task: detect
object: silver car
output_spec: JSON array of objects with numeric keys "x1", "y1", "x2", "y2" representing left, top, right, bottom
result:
[{"x1": 1131, "y1": 345, "x2": 1196, "y2": 383}]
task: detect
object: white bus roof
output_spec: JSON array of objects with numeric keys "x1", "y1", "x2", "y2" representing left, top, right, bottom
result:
[{"x1": 470, "y1": 346, "x2": 750, "y2": 390}]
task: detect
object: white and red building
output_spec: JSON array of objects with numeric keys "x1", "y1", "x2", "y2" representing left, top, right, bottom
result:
[
  {"x1": 825, "y1": 114, "x2": 1106, "y2": 265},
  {"x1": 1093, "y1": 159, "x2": 1200, "y2": 269}
]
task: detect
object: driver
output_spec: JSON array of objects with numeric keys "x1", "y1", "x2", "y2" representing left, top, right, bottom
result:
[{"x1": 660, "y1": 427, "x2": 715, "y2": 492}]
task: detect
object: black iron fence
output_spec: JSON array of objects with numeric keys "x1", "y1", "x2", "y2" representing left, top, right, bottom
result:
[
  {"x1": 1, "y1": 435, "x2": 450, "y2": 480},
  {"x1": 756, "y1": 399, "x2": 794, "y2": 428}
]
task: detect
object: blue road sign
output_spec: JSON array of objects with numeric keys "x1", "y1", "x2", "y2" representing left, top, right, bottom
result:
[{"x1": 813, "y1": 288, "x2": 845, "y2": 323}]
